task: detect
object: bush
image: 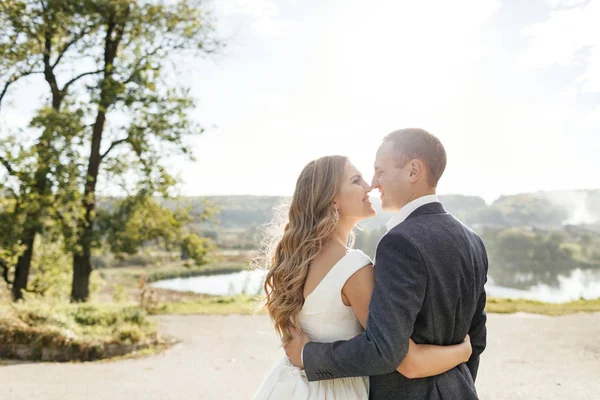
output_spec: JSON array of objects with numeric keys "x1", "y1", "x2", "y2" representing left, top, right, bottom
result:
[
  {"x1": 121, "y1": 306, "x2": 147, "y2": 325},
  {"x1": 1, "y1": 297, "x2": 157, "y2": 350},
  {"x1": 72, "y1": 305, "x2": 119, "y2": 326},
  {"x1": 112, "y1": 283, "x2": 129, "y2": 302},
  {"x1": 116, "y1": 323, "x2": 144, "y2": 344}
]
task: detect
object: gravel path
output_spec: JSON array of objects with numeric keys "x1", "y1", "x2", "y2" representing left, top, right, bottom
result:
[{"x1": 1, "y1": 313, "x2": 599, "y2": 399}]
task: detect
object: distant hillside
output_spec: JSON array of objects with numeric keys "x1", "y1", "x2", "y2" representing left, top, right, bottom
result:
[
  {"x1": 95, "y1": 190, "x2": 600, "y2": 233},
  {"x1": 186, "y1": 190, "x2": 600, "y2": 231},
  {"x1": 464, "y1": 190, "x2": 600, "y2": 229},
  {"x1": 357, "y1": 195, "x2": 486, "y2": 230},
  {"x1": 176, "y1": 196, "x2": 282, "y2": 229}
]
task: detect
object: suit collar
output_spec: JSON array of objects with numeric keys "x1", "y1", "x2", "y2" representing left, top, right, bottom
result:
[
  {"x1": 406, "y1": 201, "x2": 447, "y2": 220},
  {"x1": 385, "y1": 194, "x2": 442, "y2": 231}
]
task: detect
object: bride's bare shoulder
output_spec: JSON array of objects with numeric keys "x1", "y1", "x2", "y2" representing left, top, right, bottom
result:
[
  {"x1": 303, "y1": 243, "x2": 349, "y2": 298},
  {"x1": 312, "y1": 242, "x2": 349, "y2": 268}
]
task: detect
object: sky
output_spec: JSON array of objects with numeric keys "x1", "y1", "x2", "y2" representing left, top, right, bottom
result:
[{"x1": 2, "y1": 0, "x2": 600, "y2": 203}]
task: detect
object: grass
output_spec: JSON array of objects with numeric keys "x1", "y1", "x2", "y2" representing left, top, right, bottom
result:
[
  {"x1": 143, "y1": 295, "x2": 600, "y2": 316},
  {"x1": 150, "y1": 295, "x2": 265, "y2": 315},
  {"x1": 486, "y1": 296, "x2": 600, "y2": 315},
  {"x1": 142, "y1": 294, "x2": 600, "y2": 316}
]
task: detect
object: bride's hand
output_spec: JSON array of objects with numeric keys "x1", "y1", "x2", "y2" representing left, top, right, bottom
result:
[
  {"x1": 283, "y1": 327, "x2": 309, "y2": 369},
  {"x1": 461, "y1": 334, "x2": 472, "y2": 362}
]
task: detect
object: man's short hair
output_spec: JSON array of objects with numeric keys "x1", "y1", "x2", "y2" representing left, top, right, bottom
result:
[{"x1": 383, "y1": 128, "x2": 447, "y2": 187}]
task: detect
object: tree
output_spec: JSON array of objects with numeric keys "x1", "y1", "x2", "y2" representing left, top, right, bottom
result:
[
  {"x1": 0, "y1": 0, "x2": 94, "y2": 300},
  {"x1": 1, "y1": 0, "x2": 220, "y2": 302},
  {"x1": 67, "y1": 0, "x2": 219, "y2": 302},
  {"x1": 0, "y1": 107, "x2": 85, "y2": 300},
  {"x1": 97, "y1": 194, "x2": 215, "y2": 266},
  {"x1": 353, "y1": 226, "x2": 386, "y2": 257},
  {"x1": 471, "y1": 195, "x2": 569, "y2": 228}
]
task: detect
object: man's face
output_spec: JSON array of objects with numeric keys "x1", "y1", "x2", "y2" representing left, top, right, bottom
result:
[{"x1": 372, "y1": 141, "x2": 410, "y2": 212}]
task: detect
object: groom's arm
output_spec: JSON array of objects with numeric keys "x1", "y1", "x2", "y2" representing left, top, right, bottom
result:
[
  {"x1": 467, "y1": 238, "x2": 488, "y2": 382},
  {"x1": 303, "y1": 231, "x2": 427, "y2": 381}
]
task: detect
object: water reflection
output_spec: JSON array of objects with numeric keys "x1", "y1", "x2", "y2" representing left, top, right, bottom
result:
[
  {"x1": 487, "y1": 269, "x2": 600, "y2": 303},
  {"x1": 150, "y1": 268, "x2": 600, "y2": 303},
  {"x1": 488, "y1": 265, "x2": 578, "y2": 289},
  {"x1": 150, "y1": 270, "x2": 266, "y2": 296}
]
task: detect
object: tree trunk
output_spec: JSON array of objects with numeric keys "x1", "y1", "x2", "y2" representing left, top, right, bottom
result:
[
  {"x1": 11, "y1": 22, "x2": 63, "y2": 302},
  {"x1": 70, "y1": 111, "x2": 104, "y2": 302},
  {"x1": 12, "y1": 166, "x2": 49, "y2": 301},
  {"x1": 11, "y1": 227, "x2": 36, "y2": 301},
  {"x1": 70, "y1": 10, "x2": 127, "y2": 302},
  {"x1": 71, "y1": 253, "x2": 92, "y2": 302}
]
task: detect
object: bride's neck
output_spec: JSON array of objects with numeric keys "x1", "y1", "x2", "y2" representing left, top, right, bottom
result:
[{"x1": 330, "y1": 218, "x2": 355, "y2": 247}]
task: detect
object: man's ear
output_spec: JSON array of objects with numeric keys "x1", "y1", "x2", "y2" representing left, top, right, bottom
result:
[{"x1": 408, "y1": 159, "x2": 424, "y2": 182}]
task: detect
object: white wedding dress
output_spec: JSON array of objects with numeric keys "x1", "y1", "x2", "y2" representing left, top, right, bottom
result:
[{"x1": 253, "y1": 249, "x2": 372, "y2": 399}]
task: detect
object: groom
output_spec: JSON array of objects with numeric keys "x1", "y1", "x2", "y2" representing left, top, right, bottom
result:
[{"x1": 285, "y1": 128, "x2": 488, "y2": 399}]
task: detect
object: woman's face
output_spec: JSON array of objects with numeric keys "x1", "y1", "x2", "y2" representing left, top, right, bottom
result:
[{"x1": 334, "y1": 162, "x2": 376, "y2": 222}]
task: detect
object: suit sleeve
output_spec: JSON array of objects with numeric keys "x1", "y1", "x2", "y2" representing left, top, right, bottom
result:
[
  {"x1": 467, "y1": 237, "x2": 488, "y2": 382},
  {"x1": 303, "y1": 232, "x2": 427, "y2": 381}
]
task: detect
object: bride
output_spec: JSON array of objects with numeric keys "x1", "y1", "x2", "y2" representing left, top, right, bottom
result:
[{"x1": 254, "y1": 155, "x2": 471, "y2": 399}]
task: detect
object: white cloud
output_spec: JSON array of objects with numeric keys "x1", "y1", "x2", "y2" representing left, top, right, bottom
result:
[
  {"x1": 251, "y1": 17, "x2": 296, "y2": 37},
  {"x1": 221, "y1": 0, "x2": 280, "y2": 19},
  {"x1": 249, "y1": 91, "x2": 285, "y2": 110},
  {"x1": 579, "y1": 105, "x2": 600, "y2": 129},
  {"x1": 577, "y1": 46, "x2": 600, "y2": 93},
  {"x1": 218, "y1": 0, "x2": 296, "y2": 38},
  {"x1": 518, "y1": 0, "x2": 600, "y2": 93},
  {"x1": 546, "y1": 0, "x2": 589, "y2": 9},
  {"x1": 0, "y1": 113, "x2": 30, "y2": 128}
]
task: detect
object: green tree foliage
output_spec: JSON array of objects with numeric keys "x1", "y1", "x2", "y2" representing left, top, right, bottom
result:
[
  {"x1": 354, "y1": 226, "x2": 387, "y2": 257},
  {"x1": 0, "y1": 0, "x2": 94, "y2": 300},
  {"x1": 67, "y1": 0, "x2": 220, "y2": 302},
  {"x1": 98, "y1": 194, "x2": 215, "y2": 266},
  {"x1": 1, "y1": 0, "x2": 221, "y2": 302},
  {"x1": 480, "y1": 227, "x2": 596, "y2": 289},
  {"x1": 468, "y1": 195, "x2": 569, "y2": 228},
  {"x1": 180, "y1": 233, "x2": 214, "y2": 266}
]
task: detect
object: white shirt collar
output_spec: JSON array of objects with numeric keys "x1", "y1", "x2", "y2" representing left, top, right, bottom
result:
[{"x1": 385, "y1": 194, "x2": 440, "y2": 231}]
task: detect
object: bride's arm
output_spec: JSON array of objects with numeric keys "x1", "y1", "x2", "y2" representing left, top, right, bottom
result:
[
  {"x1": 342, "y1": 265, "x2": 472, "y2": 379},
  {"x1": 398, "y1": 336, "x2": 471, "y2": 379}
]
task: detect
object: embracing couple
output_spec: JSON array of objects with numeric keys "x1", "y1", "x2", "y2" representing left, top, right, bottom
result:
[{"x1": 254, "y1": 128, "x2": 488, "y2": 399}]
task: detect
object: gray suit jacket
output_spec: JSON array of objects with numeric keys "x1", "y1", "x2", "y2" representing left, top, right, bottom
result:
[{"x1": 303, "y1": 202, "x2": 488, "y2": 399}]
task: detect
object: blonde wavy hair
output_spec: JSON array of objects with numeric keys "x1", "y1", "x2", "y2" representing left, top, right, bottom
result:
[{"x1": 260, "y1": 155, "x2": 350, "y2": 343}]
